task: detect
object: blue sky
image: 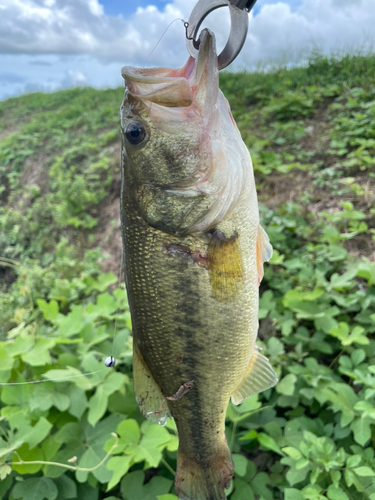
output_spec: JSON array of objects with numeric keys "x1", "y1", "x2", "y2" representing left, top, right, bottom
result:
[
  {"x1": 0, "y1": 0, "x2": 374, "y2": 101},
  {"x1": 101, "y1": 0, "x2": 165, "y2": 16},
  {"x1": 101, "y1": 0, "x2": 302, "y2": 17}
]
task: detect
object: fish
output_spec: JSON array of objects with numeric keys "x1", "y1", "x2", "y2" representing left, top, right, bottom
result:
[{"x1": 120, "y1": 28, "x2": 278, "y2": 500}]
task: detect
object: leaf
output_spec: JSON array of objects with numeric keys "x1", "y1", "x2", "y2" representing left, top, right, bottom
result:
[
  {"x1": 106, "y1": 456, "x2": 133, "y2": 491},
  {"x1": 12, "y1": 478, "x2": 58, "y2": 500},
  {"x1": 19, "y1": 417, "x2": 53, "y2": 449},
  {"x1": 54, "y1": 475, "x2": 77, "y2": 499},
  {"x1": 76, "y1": 413, "x2": 123, "y2": 483},
  {"x1": 232, "y1": 479, "x2": 255, "y2": 500},
  {"x1": 233, "y1": 454, "x2": 248, "y2": 477},
  {"x1": 282, "y1": 447, "x2": 302, "y2": 460},
  {"x1": 84, "y1": 273, "x2": 117, "y2": 293},
  {"x1": 120, "y1": 471, "x2": 172, "y2": 500},
  {"x1": 134, "y1": 424, "x2": 171, "y2": 468},
  {"x1": 0, "y1": 345, "x2": 14, "y2": 371},
  {"x1": 330, "y1": 322, "x2": 349, "y2": 342},
  {"x1": 235, "y1": 395, "x2": 261, "y2": 416},
  {"x1": 251, "y1": 472, "x2": 273, "y2": 500},
  {"x1": 4, "y1": 335, "x2": 34, "y2": 357},
  {"x1": 276, "y1": 374, "x2": 297, "y2": 396},
  {"x1": 21, "y1": 338, "x2": 55, "y2": 366},
  {"x1": 267, "y1": 337, "x2": 285, "y2": 355},
  {"x1": 114, "y1": 419, "x2": 141, "y2": 450},
  {"x1": 350, "y1": 417, "x2": 372, "y2": 446},
  {"x1": 346, "y1": 454, "x2": 362, "y2": 468},
  {"x1": 37, "y1": 299, "x2": 59, "y2": 322},
  {"x1": 315, "y1": 315, "x2": 338, "y2": 333},
  {"x1": 66, "y1": 385, "x2": 88, "y2": 419},
  {"x1": 166, "y1": 434, "x2": 178, "y2": 452},
  {"x1": 86, "y1": 293, "x2": 117, "y2": 319},
  {"x1": 54, "y1": 422, "x2": 83, "y2": 445},
  {"x1": 257, "y1": 433, "x2": 283, "y2": 455},
  {"x1": 330, "y1": 470, "x2": 341, "y2": 488},
  {"x1": 322, "y1": 384, "x2": 358, "y2": 424},
  {"x1": 29, "y1": 384, "x2": 71, "y2": 412},
  {"x1": 353, "y1": 401, "x2": 375, "y2": 419},
  {"x1": 0, "y1": 463, "x2": 12, "y2": 480},
  {"x1": 88, "y1": 385, "x2": 108, "y2": 426},
  {"x1": 285, "y1": 488, "x2": 304, "y2": 500},
  {"x1": 282, "y1": 456, "x2": 310, "y2": 486},
  {"x1": 43, "y1": 368, "x2": 94, "y2": 390},
  {"x1": 302, "y1": 485, "x2": 323, "y2": 499},
  {"x1": 342, "y1": 326, "x2": 369, "y2": 346},
  {"x1": 157, "y1": 496, "x2": 178, "y2": 500},
  {"x1": 327, "y1": 485, "x2": 349, "y2": 500},
  {"x1": 295, "y1": 458, "x2": 310, "y2": 470},
  {"x1": 76, "y1": 446, "x2": 112, "y2": 484},
  {"x1": 344, "y1": 469, "x2": 355, "y2": 488},
  {"x1": 353, "y1": 466, "x2": 375, "y2": 477},
  {"x1": 77, "y1": 483, "x2": 99, "y2": 500},
  {"x1": 56, "y1": 305, "x2": 84, "y2": 337},
  {"x1": 351, "y1": 349, "x2": 366, "y2": 366},
  {"x1": 103, "y1": 372, "x2": 126, "y2": 395},
  {"x1": 12, "y1": 443, "x2": 44, "y2": 474}
]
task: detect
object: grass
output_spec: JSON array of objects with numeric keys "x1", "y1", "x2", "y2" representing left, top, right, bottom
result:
[{"x1": 0, "y1": 52, "x2": 374, "y2": 500}]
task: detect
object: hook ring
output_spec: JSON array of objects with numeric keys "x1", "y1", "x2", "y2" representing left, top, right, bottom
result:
[{"x1": 185, "y1": 0, "x2": 249, "y2": 70}]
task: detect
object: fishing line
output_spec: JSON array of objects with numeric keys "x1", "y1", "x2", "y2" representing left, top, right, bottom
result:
[
  {"x1": 105, "y1": 250, "x2": 124, "y2": 368},
  {"x1": 0, "y1": 370, "x2": 105, "y2": 387},
  {"x1": 143, "y1": 18, "x2": 186, "y2": 68}
]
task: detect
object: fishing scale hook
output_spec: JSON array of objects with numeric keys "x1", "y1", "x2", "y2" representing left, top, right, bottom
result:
[{"x1": 185, "y1": 0, "x2": 258, "y2": 70}]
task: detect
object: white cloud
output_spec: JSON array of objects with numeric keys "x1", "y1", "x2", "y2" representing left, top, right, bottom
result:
[{"x1": 0, "y1": 0, "x2": 374, "y2": 100}]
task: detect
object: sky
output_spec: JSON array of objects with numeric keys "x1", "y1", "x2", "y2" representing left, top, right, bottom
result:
[{"x1": 0, "y1": 0, "x2": 374, "y2": 100}]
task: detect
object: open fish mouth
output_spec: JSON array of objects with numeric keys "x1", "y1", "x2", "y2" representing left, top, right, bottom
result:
[{"x1": 121, "y1": 29, "x2": 218, "y2": 111}]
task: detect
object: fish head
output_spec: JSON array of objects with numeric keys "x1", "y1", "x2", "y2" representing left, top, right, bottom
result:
[{"x1": 121, "y1": 29, "x2": 249, "y2": 236}]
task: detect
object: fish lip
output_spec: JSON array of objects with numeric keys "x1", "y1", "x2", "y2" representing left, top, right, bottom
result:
[{"x1": 121, "y1": 28, "x2": 217, "y2": 87}]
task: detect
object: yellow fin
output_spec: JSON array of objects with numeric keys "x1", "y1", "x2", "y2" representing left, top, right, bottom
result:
[
  {"x1": 207, "y1": 230, "x2": 243, "y2": 298},
  {"x1": 133, "y1": 340, "x2": 171, "y2": 426},
  {"x1": 256, "y1": 225, "x2": 273, "y2": 285},
  {"x1": 231, "y1": 348, "x2": 278, "y2": 405}
]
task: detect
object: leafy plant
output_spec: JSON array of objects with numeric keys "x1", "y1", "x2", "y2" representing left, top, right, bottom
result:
[{"x1": 1, "y1": 52, "x2": 375, "y2": 499}]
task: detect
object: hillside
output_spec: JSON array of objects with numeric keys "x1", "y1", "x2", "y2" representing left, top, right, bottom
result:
[{"x1": 0, "y1": 54, "x2": 374, "y2": 500}]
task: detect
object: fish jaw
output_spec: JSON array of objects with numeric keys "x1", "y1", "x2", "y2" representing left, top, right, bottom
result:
[{"x1": 121, "y1": 29, "x2": 218, "y2": 118}]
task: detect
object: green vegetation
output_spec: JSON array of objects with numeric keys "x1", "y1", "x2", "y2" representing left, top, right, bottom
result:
[{"x1": 0, "y1": 53, "x2": 374, "y2": 500}]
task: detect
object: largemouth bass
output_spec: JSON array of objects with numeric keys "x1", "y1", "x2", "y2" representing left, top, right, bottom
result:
[{"x1": 120, "y1": 29, "x2": 278, "y2": 500}]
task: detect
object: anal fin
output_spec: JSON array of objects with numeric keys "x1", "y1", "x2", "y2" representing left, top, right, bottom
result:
[
  {"x1": 231, "y1": 348, "x2": 278, "y2": 405},
  {"x1": 133, "y1": 340, "x2": 171, "y2": 426}
]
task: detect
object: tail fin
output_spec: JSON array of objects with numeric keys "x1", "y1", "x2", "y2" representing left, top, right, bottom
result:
[{"x1": 175, "y1": 443, "x2": 233, "y2": 500}]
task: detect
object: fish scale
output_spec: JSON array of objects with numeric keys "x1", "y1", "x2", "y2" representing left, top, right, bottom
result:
[{"x1": 120, "y1": 28, "x2": 277, "y2": 500}]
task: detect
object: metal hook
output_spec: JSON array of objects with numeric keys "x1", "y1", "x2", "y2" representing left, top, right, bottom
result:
[
  {"x1": 184, "y1": 22, "x2": 200, "y2": 51},
  {"x1": 231, "y1": 0, "x2": 257, "y2": 12},
  {"x1": 185, "y1": 0, "x2": 257, "y2": 70}
]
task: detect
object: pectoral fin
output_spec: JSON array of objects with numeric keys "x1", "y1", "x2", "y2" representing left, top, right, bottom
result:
[
  {"x1": 133, "y1": 340, "x2": 171, "y2": 426},
  {"x1": 207, "y1": 230, "x2": 243, "y2": 298},
  {"x1": 256, "y1": 225, "x2": 273, "y2": 285},
  {"x1": 231, "y1": 348, "x2": 278, "y2": 405}
]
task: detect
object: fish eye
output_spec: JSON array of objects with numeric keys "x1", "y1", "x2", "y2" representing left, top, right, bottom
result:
[{"x1": 125, "y1": 121, "x2": 148, "y2": 147}]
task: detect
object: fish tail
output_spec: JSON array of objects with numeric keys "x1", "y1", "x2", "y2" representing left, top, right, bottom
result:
[{"x1": 175, "y1": 442, "x2": 233, "y2": 500}]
